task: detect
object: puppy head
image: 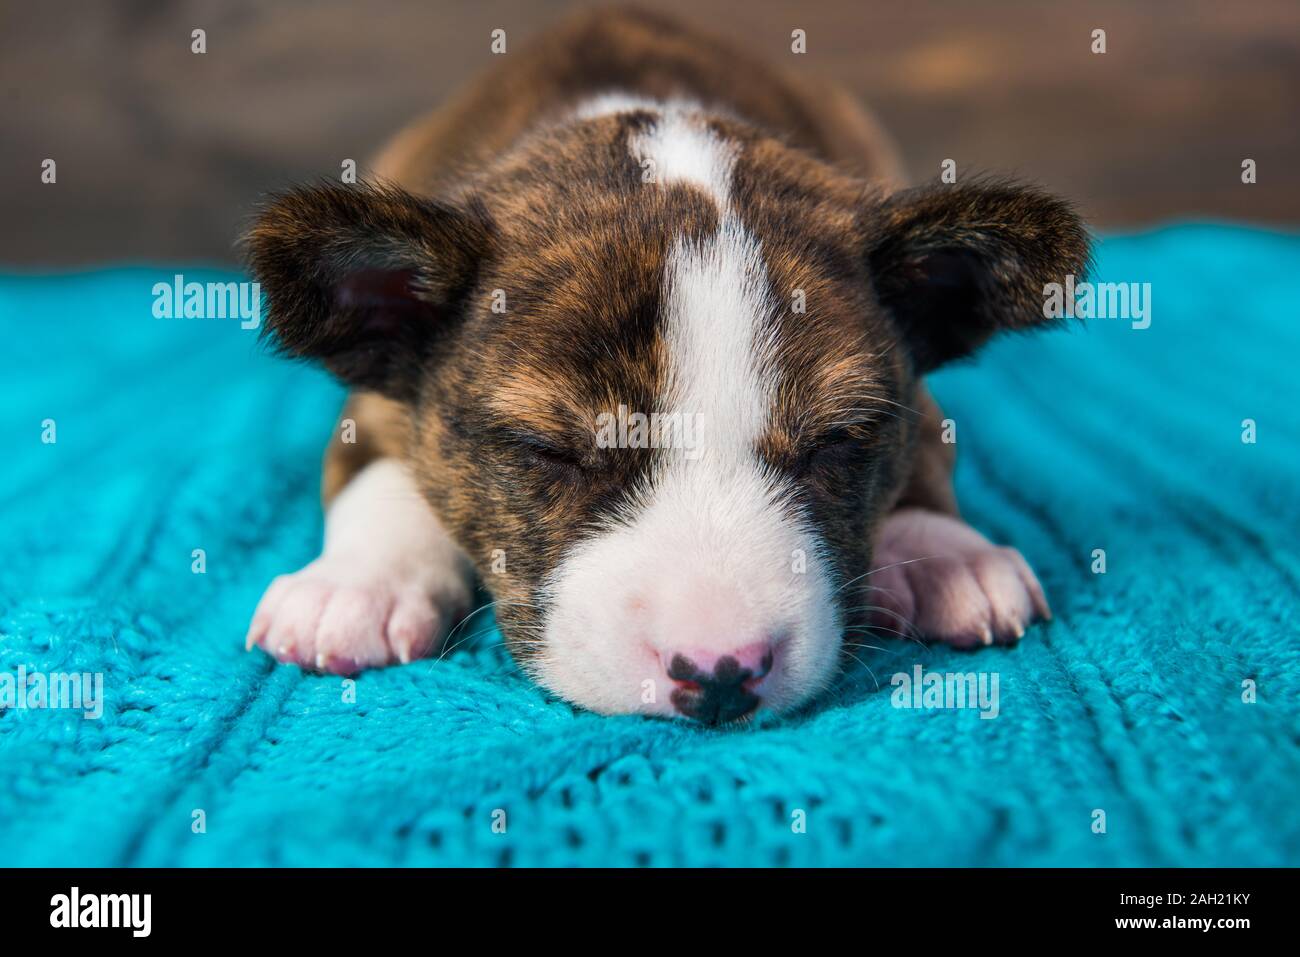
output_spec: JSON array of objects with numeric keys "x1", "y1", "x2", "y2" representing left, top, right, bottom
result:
[{"x1": 246, "y1": 112, "x2": 1088, "y2": 722}]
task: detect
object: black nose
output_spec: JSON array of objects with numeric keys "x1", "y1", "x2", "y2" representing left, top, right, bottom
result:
[{"x1": 667, "y1": 653, "x2": 761, "y2": 725}]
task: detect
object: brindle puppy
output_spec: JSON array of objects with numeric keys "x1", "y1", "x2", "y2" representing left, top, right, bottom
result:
[{"x1": 243, "y1": 8, "x2": 1087, "y2": 723}]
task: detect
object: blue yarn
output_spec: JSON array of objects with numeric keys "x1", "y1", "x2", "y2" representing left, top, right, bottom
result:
[{"x1": 1, "y1": 224, "x2": 1297, "y2": 866}]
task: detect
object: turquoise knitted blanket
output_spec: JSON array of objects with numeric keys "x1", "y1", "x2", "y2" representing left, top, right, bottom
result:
[{"x1": 1, "y1": 224, "x2": 1297, "y2": 866}]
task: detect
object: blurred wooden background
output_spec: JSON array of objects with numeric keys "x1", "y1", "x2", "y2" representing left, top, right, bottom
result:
[{"x1": 2, "y1": 0, "x2": 1297, "y2": 265}]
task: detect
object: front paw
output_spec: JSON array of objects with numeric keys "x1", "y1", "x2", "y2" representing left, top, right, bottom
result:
[
  {"x1": 244, "y1": 559, "x2": 455, "y2": 673},
  {"x1": 868, "y1": 509, "x2": 1051, "y2": 648}
]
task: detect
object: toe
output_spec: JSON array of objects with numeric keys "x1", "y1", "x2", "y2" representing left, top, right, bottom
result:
[
  {"x1": 972, "y1": 548, "x2": 1034, "y2": 643},
  {"x1": 265, "y1": 579, "x2": 332, "y2": 666},
  {"x1": 245, "y1": 612, "x2": 271, "y2": 652},
  {"x1": 315, "y1": 587, "x2": 394, "y2": 673},
  {"x1": 246, "y1": 574, "x2": 293, "y2": 651},
  {"x1": 1007, "y1": 548, "x2": 1052, "y2": 620},
  {"x1": 386, "y1": 591, "x2": 440, "y2": 664},
  {"x1": 906, "y1": 556, "x2": 995, "y2": 649}
]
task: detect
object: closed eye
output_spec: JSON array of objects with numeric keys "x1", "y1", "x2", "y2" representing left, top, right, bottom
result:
[
  {"x1": 517, "y1": 435, "x2": 591, "y2": 474},
  {"x1": 797, "y1": 428, "x2": 868, "y2": 474}
]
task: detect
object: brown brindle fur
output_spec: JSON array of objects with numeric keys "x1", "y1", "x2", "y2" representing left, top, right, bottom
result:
[
  {"x1": 246, "y1": 6, "x2": 1089, "y2": 666},
  {"x1": 332, "y1": 6, "x2": 927, "y2": 497},
  {"x1": 369, "y1": 8, "x2": 903, "y2": 196}
]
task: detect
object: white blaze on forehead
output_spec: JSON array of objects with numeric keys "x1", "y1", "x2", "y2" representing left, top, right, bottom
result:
[
  {"x1": 627, "y1": 110, "x2": 737, "y2": 206},
  {"x1": 578, "y1": 95, "x2": 769, "y2": 441},
  {"x1": 574, "y1": 94, "x2": 737, "y2": 206},
  {"x1": 573, "y1": 92, "x2": 667, "y2": 119},
  {"x1": 535, "y1": 108, "x2": 842, "y2": 715},
  {"x1": 662, "y1": 213, "x2": 777, "y2": 453},
  {"x1": 534, "y1": 209, "x2": 842, "y2": 711}
]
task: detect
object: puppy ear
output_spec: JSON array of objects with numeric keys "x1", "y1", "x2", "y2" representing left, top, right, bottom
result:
[
  {"x1": 243, "y1": 181, "x2": 493, "y2": 401},
  {"x1": 864, "y1": 180, "x2": 1091, "y2": 373}
]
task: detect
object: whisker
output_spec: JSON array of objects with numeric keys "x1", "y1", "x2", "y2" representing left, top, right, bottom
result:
[
  {"x1": 840, "y1": 648, "x2": 880, "y2": 692},
  {"x1": 841, "y1": 641, "x2": 889, "y2": 654},
  {"x1": 848, "y1": 605, "x2": 919, "y2": 636},
  {"x1": 439, "y1": 598, "x2": 540, "y2": 659},
  {"x1": 844, "y1": 624, "x2": 920, "y2": 645},
  {"x1": 833, "y1": 554, "x2": 944, "y2": 599}
]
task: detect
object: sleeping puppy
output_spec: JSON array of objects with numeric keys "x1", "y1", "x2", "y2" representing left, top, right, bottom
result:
[{"x1": 243, "y1": 8, "x2": 1088, "y2": 723}]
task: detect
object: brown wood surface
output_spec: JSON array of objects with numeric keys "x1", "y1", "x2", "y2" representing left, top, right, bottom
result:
[{"x1": 2, "y1": 0, "x2": 1296, "y2": 266}]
